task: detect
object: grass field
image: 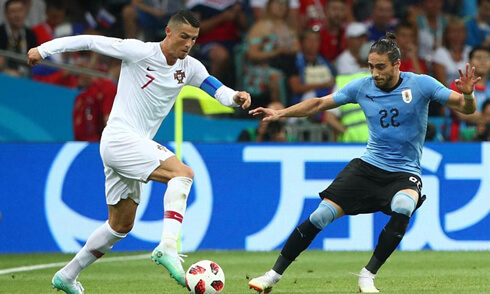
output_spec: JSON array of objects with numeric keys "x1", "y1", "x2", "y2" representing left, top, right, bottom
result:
[{"x1": 1, "y1": 250, "x2": 489, "y2": 293}]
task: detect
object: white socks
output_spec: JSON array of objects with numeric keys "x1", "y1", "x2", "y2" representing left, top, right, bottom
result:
[
  {"x1": 160, "y1": 176, "x2": 193, "y2": 251},
  {"x1": 61, "y1": 221, "x2": 126, "y2": 281},
  {"x1": 59, "y1": 176, "x2": 193, "y2": 281}
]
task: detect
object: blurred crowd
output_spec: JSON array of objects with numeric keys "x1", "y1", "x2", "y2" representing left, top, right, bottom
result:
[{"x1": 0, "y1": 0, "x2": 489, "y2": 142}]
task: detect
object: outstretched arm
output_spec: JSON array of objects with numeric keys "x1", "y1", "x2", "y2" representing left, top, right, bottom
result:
[
  {"x1": 446, "y1": 63, "x2": 480, "y2": 115},
  {"x1": 249, "y1": 94, "x2": 338, "y2": 121},
  {"x1": 27, "y1": 35, "x2": 151, "y2": 66}
]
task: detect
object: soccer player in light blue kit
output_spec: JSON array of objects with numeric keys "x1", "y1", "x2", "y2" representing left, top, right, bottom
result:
[{"x1": 248, "y1": 33, "x2": 481, "y2": 293}]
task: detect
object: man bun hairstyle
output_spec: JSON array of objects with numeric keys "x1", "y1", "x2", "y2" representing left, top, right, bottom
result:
[
  {"x1": 168, "y1": 10, "x2": 200, "y2": 28},
  {"x1": 369, "y1": 32, "x2": 401, "y2": 64}
]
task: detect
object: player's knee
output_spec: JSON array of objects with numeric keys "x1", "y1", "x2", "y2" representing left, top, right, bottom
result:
[
  {"x1": 173, "y1": 165, "x2": 194, "y2": 180},
  {"x1": 309, "y1": 201, "x2": 337, "y2": 230},
  {"x1": 391, "y1": 192, "x2": 416, "y2": 216},
  {"x1": 385, "y1": 212, "x2": 409, "y2": 237},
  {"x1": 183, "y1": 166, "x2": 194, "y2": 179},
  {"x1": 110, "y1": 222, "x2": 134, "y2": 234}
]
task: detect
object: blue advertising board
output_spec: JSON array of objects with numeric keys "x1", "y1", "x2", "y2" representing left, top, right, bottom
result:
[{"x1": 0, "y1": 142, "x2": 489, "y2": 253}]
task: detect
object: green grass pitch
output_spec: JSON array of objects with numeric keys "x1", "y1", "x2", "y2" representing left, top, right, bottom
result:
[{"x1": 1, "y1": 250, "x2": 489, "y2": 293}]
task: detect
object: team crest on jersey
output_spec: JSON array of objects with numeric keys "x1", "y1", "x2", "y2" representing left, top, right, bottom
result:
[
  {"x1": 174, "y1": 70, "x2": 185, "y2": 84},
  {"x1": 401, "y1": 89, "x2": 413, "y2": 103}
]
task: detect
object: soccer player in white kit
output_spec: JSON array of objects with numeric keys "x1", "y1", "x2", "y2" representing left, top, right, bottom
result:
[{"x1": 27, "y1": 10, "x2": 251, "y2": 294}]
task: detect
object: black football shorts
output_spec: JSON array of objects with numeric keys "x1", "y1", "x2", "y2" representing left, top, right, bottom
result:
[{"x1": 319, "y1": 158, "x2": 422, "y2": 215}]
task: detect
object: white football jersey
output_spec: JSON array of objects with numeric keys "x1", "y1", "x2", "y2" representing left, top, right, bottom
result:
[{"x1": 38, "y1": 35, "x2": 210, "y2": 139}]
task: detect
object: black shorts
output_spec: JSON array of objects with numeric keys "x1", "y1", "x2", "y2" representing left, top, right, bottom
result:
[{"x1": 319, "y1": 158, "x2": 422, "y2": 216}]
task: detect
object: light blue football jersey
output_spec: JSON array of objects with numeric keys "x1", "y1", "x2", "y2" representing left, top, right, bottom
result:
[{"x1": 333, "y1": 72, "x2": 452, "y2": 176}]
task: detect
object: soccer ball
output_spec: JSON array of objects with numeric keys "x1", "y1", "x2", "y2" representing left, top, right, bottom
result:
[{"x1": 185, "y1": 260, "x2": 225, "y2": 294}]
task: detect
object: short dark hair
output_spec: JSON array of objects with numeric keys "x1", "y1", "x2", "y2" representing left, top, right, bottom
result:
[
  {"x1": 4, "y1": 0, "x2": 24, "y2": 11},
  {"x1": 469, "y1": 46, "x2": 490, "y2": 59},
  {"x1": 369, "y1": 32, "x2": 401, "y2": 64},
  {"x1": 168, "y1": 10, "x2": 200, "y2": 28}
]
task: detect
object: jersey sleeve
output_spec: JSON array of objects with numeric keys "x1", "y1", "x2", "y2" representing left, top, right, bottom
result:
[
  {"x1": 38, "y1": 35, "x2": 153, "y2": 63},
  {"x1": 332, "y1": 77, "x2": 366, "y2": 105},
  {"x1": 417, "y1": 74, "x2": 452, "y2": 105},
  {"x1": 186, "y1": 56, "x2": 210, "y2": 87}
]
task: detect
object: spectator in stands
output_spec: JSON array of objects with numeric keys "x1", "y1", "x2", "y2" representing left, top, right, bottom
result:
[
  {"x1": 318, "y1": 0, "x2": 347, "y2": 62},
  {"x1": 0, "y1": 0, "x2": 46, "y2": 28},
  {"x1": 297, "y1": 0, "x2": 326, "y2": 32},
  {"x1": 416, "y1": 0, "x2": 448, "y2": 63},
  {"x1": 433, "y1": 18, "x2": 472, "y2": 87},
  {"x1": 0, "y1": 0, "x2": 37, "y2": 77},
  {"x1": 122, "y1": 0, "x2": 184, "y2": 41},
  {"x1": 446, "y1": 46, "x2": 490, "y2": 141},
  {"x1": 73, "y1": 54, "x2": 120, "y2": 142},
  {"x1": 188, "y1": 0, "x2": 247, "y2": 86},
  {"x1": 32, "y1": 0, "x2": 67, "y2": 45},
  {"x1": 251, "y1": 0, "x2": 299, "y2": 29},
  {"x1": 365, "y1": 0, "x2": 397, "y2": 42},
  {"x1": 238, "y1": 101, "x2": 295, "y2": 142},
  {"x1": 289, "y1": 28, "x2": 335, "y2": 107},
  {"x1": 335, "y1": 22, "x2": 370, "y2": 75},
  {"x1": 352, "y1": 0, "x2": 410, "y2": 23},
  {"x1": 31, "y1": 0, "x2": 86, "y2": 88},
  {"x1": 473, "y1": 99, "x2": 490, "y2": 141},
  {"x1": 243, "y1": 0, "x2": 300, "y2": 108},
  {"x1": 395, "y1": 22, "x2": 428, "y2": 74},
  {"x1": 238, "y1": 119, "x2": 291, "y2": 142},
  {"x1": 465, "y1": 0, "x2": 490, "y2": 48}
]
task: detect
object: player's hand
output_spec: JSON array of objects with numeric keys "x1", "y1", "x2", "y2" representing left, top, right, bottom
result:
[
  {"x1": 455, "y1": 63, "x2": 481, "y2": 95},
  {"x1": 234, "y1": 91, "x2": 251, "y2": 109},
  {"x1": 249, "y1": 107, "x2": 280, "y2": 121},
  {"x1": 27, "y1": 48, "x2": 42, "y2": 66}
]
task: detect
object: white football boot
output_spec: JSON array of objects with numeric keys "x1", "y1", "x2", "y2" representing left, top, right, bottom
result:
[
  {"x1": 358, "y1": 267, "x2": 380, "y2": 293},
  {"x1": 249, "y1": 270, "x2": 281, "y2": 293}
]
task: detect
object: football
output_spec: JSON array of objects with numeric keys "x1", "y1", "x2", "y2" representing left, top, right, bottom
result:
[{"x1": 185, "y1": 260, "x2": 225, "y2": 294}]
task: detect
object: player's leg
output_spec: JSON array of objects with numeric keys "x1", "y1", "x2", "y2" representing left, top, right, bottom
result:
[
  {"x1": 148, "y1": 156, "x2": 194, "y2": 287},
  {"x1": 102, "y1": 137, "x2": 192, "y2": 286},
  {"x1": 52, "y1": 199, "x2": 135, "y2": 294},
  {"x1": 149, "y1": 156, "x2": 194, "y2": 251},
  {"x1": 249, "y1": 199, "x2": 344, "y2": 293},
  {"x1": 359, "y1": 189, "x2": 419, "y2": 293}
]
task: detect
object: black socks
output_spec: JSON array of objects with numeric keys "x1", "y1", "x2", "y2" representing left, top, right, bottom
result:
[
  {"x1": 273, "y1": 218, "x2": 321, "y2": 274},
  {"x1": 366, "y1": 212, "x2": 409, "y2": 274}
]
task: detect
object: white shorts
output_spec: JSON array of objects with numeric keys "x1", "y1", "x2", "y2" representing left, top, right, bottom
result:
[{"x1": 100, "y1": 133, "x2": 175, "y2": 205}]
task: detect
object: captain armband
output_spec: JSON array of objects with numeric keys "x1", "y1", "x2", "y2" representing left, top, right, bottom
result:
[{"x1": 200, "y1": 76, "x2": 238, "y2": 107}]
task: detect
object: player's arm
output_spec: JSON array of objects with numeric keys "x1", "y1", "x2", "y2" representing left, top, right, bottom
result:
[
  {"x1": 445, "y1": 64, "x2": 480, "y2": 115},
  {"x1": 249, "y1": 94, "x2": 338, "y2": 121},
  {"x1": 446, "y1": 91, "x2": 477, "y2": 115},
  {"x1": 187, "y1": 58, "x2": 251, "y2": 109},
  {"x1": 200, "y1": 75, "x2": 251, "y2": 109},
  {"x1": 27, "y1": 35, "x2": 149, "y2": 65}
]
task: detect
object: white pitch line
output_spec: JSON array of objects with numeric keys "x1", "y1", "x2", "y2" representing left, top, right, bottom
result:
[{"x1": 0, "y1": 253, "x2": 149, "y2": 275}]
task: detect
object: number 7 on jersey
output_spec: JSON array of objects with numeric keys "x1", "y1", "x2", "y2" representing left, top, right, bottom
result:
[{"x1": 141, "y1": 74, "x2": 155, "y2": 89}]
